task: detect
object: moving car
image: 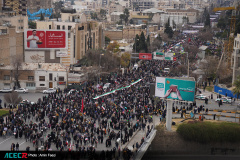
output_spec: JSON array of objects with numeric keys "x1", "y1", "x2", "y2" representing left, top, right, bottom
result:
[
  {"x1": 0, "y1": 88, "x2": 13, "y2": 93},
  {"x1": 42, "y1": 88, "x2": 56, "y2": 94},
  {"x1": 215, "y1": 97, "x2": 232, "y2": 103},
  {"x1": 195, "y1": 94, "x2": 207, "y2": 100},
  {"x1": 14, "y1": 88, "x2": 28, "y2": 93}
]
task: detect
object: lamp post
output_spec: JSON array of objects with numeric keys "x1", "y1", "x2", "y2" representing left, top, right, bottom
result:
[{"x1": 98, "y1": 54, "x2": 104, "y2": 89}]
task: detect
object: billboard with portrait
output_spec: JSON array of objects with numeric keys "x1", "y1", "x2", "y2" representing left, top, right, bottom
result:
[
  {"x1": 155, "y1": 77, "x2": 196, "y2": 102},
  {"x1": 24, "y1": 29, "x2": 68, "y2": 50}
]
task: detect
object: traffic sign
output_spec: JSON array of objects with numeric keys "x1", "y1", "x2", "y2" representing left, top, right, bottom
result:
[{"x1": 173, "y1": 57, "x2": 176, "y2": 61}]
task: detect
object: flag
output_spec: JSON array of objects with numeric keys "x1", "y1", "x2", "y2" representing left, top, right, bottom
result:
[
  {"x1": 81, "y1": 98, "x2": 84, "y2": 113},
  {"x1": 102, "y1": 106, "x2": 105, "y2": 110}
]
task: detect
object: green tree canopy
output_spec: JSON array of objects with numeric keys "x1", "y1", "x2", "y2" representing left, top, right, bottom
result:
[
  {"x1": 233, "y1": 76, "x2": 240, "y2": 100},
  {"x1": 164, "y1": 18, "x2": 174, "y2": 38},
  {"x1": 204, "y1": 13, "x2": 210, "y2": 27}
]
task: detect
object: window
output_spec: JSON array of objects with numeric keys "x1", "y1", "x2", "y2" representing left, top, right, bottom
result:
[
  {"x1": 59, "y1": 76, "x2": 64, "y2": 81},
  {"x1": 62, "y1": 25, "x2": 65, "y2": 30},
  {"x1": 57, "y1": 25, "x2": 60, "y2": 30},
  {"x1": 39, "y1": 76, "x2": 45, "y2": 81},
  {"x1": 4, "y1": 83, "x2": 10, "y2": 86},
  {"x1": 26, "y1": 82, "x2": 35, "y2": 87},
  {"x1": 28, "y1": 76, "x2": 34, "y2": 81},
  {"x1": 68, "y1": 26, "x2": 72, "y2": 30},
  {"x1": 4, "y1": 75, "x2": 10, "y2": 80},
  {"x1": 40, "y1": 84, "x2": 45, "y2": 86},
  {"x1": 49, "y1": 25, "x2": 51, "y2": 29},
  {"x1": 49, "y1": 73, "x2": 53, "y2": 81}
]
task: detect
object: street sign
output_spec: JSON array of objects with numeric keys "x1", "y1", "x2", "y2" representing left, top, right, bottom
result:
[
  {"x1": 153, "y1": 52, "x2": 164, "y2": 60},
  {"x1": 155, "y1": 77, "x2": 196, "y2": 102}
]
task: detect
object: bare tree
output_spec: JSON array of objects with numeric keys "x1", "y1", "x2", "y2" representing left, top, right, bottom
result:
[
  {"x1": 4, "y1": 92, "x2": 22, "y2": 105},
  {"x1": 198, "y1": 29, "x2": 213, "y2": 41},
  {"x1": 11, "y1": 55, "x2": 23, "y2": 88}
]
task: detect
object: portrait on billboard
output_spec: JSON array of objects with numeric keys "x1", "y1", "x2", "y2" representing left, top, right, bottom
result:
[{"x1": 26, "y1": 30, "x2": 46, "y2": 48}]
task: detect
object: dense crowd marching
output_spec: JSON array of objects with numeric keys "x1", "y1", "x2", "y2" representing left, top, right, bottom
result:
[{"x1": 0, "y1": 33, "x2": 219, "y2": 159}]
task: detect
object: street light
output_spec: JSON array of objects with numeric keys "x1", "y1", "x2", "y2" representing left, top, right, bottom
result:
[
  {"x1": 133, "y1": 38, "x2": 139, "y2": 68},
  {"x1": 98, "y1": 54, "x2": 104, "y2": 88}
]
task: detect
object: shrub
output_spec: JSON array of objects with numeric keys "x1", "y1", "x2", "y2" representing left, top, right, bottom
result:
[{"x1": 177, "y1": 121, "x2": 240, "y2": 144}]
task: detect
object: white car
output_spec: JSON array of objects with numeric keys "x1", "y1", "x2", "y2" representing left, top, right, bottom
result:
[
  {"x1": 195, "y1": 94, "x2": 207, "y2": 100},
  {"x1": 0, "y1": 88, "x2": 13, "y2": 93},
  {"x1": 43, "y1": 88, "x2": 56, "y2": 94},
  {"x1": 14, "y1": 88, "x2": 28, "y2": 93},
  {"x1": 215, "y1": 97, "x2": 232, "y2": 103}
]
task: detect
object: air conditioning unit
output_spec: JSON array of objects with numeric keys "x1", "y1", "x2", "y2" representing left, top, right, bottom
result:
[{"x1": 0, "y1": 63, "x2": 4, "y2": 66}]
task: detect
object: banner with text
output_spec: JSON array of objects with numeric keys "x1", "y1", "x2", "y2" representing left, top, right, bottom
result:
[
  {"x1": 155, "y1": 77, "x2": 196, "y2": 101},
  {"x1": 139, "y1": 53, "x2": 152, "y2": 60},
  {"x1": 25, "y1": 29, "x2": 68, "y2": 50}
]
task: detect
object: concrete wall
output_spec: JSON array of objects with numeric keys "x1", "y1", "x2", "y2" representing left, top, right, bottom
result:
[{"x1": 104, "y1": 28, "x2": 147, "y2": 40}]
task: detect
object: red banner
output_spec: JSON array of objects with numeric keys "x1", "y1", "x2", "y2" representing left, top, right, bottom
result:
[
  {"x1": 139, "y1": 53, "x2": 152, "y2": 60},
  {"x1": 25, "y1": 30, "x2": 67, "y2": 49}
]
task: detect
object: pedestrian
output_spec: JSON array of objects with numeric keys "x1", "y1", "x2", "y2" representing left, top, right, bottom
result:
[{"x1": 16, "y1": 142, "x2": 19, "y2": 151}]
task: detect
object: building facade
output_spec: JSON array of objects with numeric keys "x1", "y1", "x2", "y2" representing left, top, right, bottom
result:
[
  {"x1": 0, "y1": 26, "x2": 24, "y2": 66},
  {"x1": 27, "y1": 0, "x2": 52, "y2": 13},
  {"x1": 3, "y1": 0, "x2": 27, "y2": 16},
  {"x1": 232, "y1": 34, "x2": 240, "y2": 85}
]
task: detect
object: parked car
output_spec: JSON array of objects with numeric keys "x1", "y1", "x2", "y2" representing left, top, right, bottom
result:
[
  {"x1": 195, "y1": 94, "x2": 207, "y2": 100},
  {"x1": 42, "y1": 88, "x2": 56, "y2": 94},
  {"x1": 14, "y1": 88, "x2": 28, "y2": 93},
  {"x1": 215, "y1": 97, "x2": 232, "y2": 103},
  {"x1": 0, "y1": 88, "x2": 13, "y2": 93}
]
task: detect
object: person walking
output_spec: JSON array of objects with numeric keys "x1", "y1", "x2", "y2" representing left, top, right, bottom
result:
[{"x1": 16, "y1": 142, "x2": 19, "y2": 151}]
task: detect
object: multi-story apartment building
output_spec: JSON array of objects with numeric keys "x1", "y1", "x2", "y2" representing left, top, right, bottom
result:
[
  {"x1": 3, "y1": 0, "x2": 27, "y2": 16},
  {"x1": 0, "y1": 15, "x2": 28, "y2": 32},
  {"x1": 132, "y1": 0, "x2": 155, "y2": 12},
  {"x1": 27, "y1": 0, "x2": 52, "y2": 13},
  {"x1": 232, "y1": 34, "x2": 240, "y2": 85},
  {"x1": 27, "y1": 13, "x2": 104, "y2": 67},
  {"x1": 0, "y1": 26, "x2": 24, "y2": 67}
]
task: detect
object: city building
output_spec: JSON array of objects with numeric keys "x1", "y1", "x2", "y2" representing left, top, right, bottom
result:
[
  {"x1": 132, "y1": 0, "x2": 155, "y2": 12},
  {"x1": 27, "y1": 13, "x2": 104, "y2": 67},
  {"x1": 0, "y1": 25, "x2": 24, "y2": 66},
  {"x1": 232, "y1": 34, "x2": 240, "y2": 85},
  {"x1": 27, "y1": 0, "x2": 52, "y2": 13},
  {"x1": 160, "y1": 9, "x2": 199, "y2": 27},
  {"x1": 0, "y1": 63, "x2": 68, "y2": 90},
  {"x1": 3, "y1": 0, "x2": 27, "y2": 16},
  {"x1": 0, "y1": 15, "x2": 28, "y2": 32}
]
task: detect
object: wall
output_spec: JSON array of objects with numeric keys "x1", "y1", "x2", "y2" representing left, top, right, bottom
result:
[
  {"x1": 214, "y1": 85, "x2": 240, "y2": 98},
  {"x1": 0, "y1": 27, "x2": 24, "y2": 66},
  {"x1": 104, "y1": 28, "x2": 147, "y2": 40}
]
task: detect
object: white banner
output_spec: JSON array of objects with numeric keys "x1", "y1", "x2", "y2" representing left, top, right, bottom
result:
[{"x1": 56, "y1": 51, "x2": 68, "y2": 57}]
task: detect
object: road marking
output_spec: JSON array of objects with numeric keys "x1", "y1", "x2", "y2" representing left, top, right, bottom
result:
[
  {"x1": 0, "y1": 137, "x2": 12, "y2": 145},
  {"x1": 19, "y1": 141, "x2": 25, "y2": 146}
]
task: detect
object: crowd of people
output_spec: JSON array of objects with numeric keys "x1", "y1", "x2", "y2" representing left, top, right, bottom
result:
[{"x1": 0, "y1": 33, "x2": 214, "y2": 159}]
